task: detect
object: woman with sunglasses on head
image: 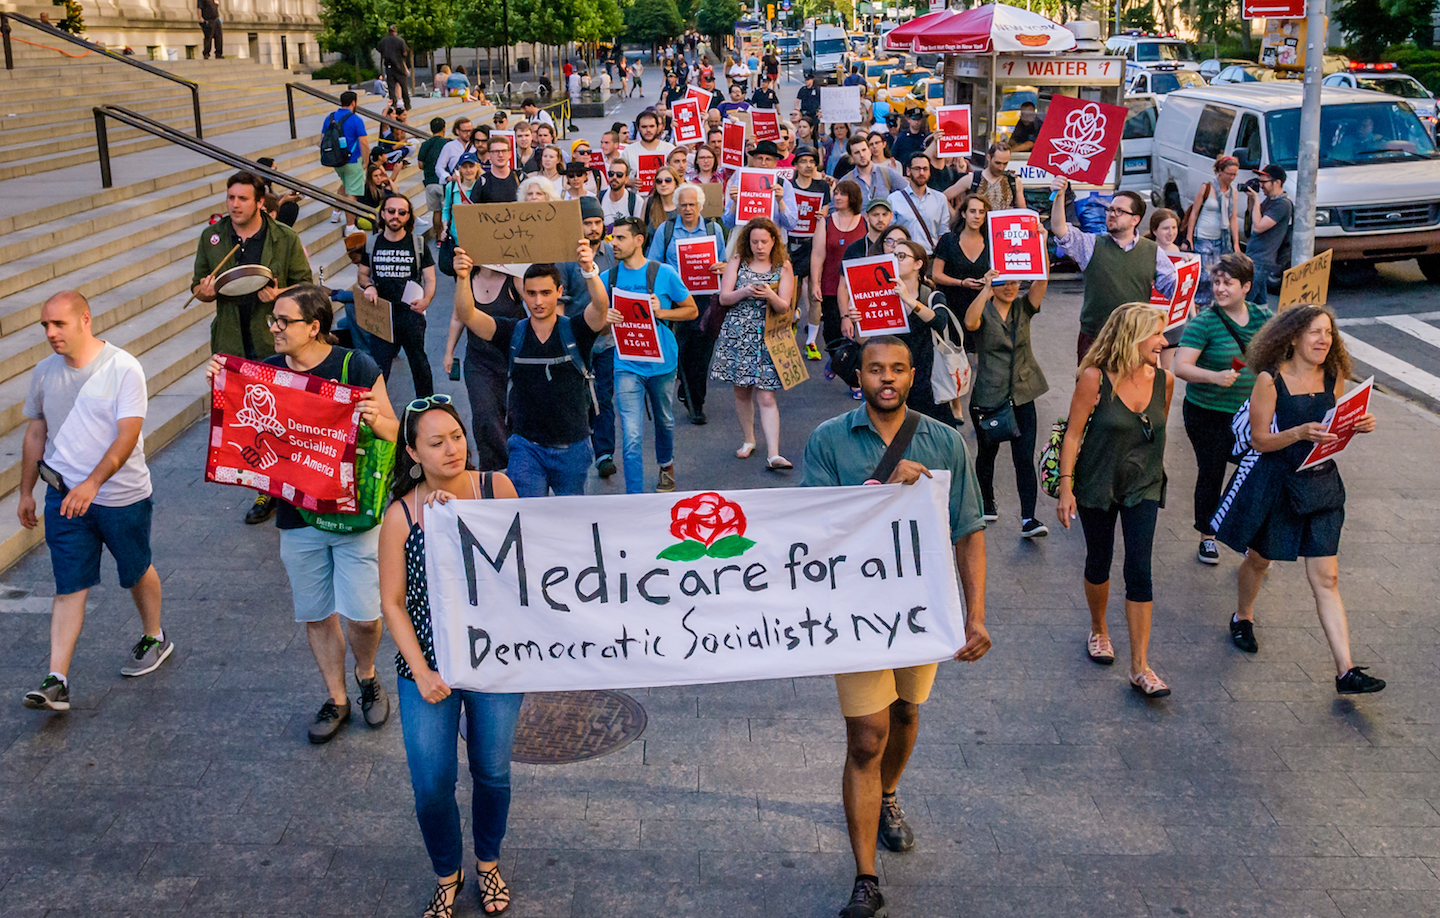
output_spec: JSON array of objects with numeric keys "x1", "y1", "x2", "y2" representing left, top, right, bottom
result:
[
  {"x1": 203, "y1": 286, "x2": 399, "y2": 742},
  {"x1": 1055, "y1": 303, "x2": 1175, "y2": 698},
  {"x1": 643, "y1": 167, "x2": 683, "y2": 231},
  {"x1": 1211, "y1": 306, "x2": 1383, "y2": 694},
  {"x1": 378, "y1": 395, "x2": 522, "y2": 918}
]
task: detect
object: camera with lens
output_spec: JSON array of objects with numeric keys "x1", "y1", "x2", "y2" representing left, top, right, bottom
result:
[{"x1": 1241, "y1": 177, "x2": 1263, "y2": 193}]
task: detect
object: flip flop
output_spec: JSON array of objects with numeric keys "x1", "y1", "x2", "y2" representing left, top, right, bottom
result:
[
  {"x1": 766, "y1": 456, "x2": 793, "y2": 471},
  {"x1": 736, "y1": 442, "x2": 756, "y2": 459}
]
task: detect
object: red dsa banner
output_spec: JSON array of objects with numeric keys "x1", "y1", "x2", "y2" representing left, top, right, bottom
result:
[
  {"x1": 986, "y1": 209, "x2": 1048, "y2": 281},
  {"x1": 843, "y1": 255, "x2": 910, "y2": 337},
  {"x1": 1028, "y1": 95, "x2": 1128, "y2": 186},
  {"x1": 737, "y1": 168, "x2": 777, "y2": 221},
  {"x1": 1152, "y1": 253, "x2": 1202, "y2": 332},
  {"x1": 936, "y1": 105, "x2": 972, "y2": 159},
  {"x1": 206, "y1": 355, "x2": 363, "y2": 513},
  {"x1": 672, "y1": 98, "x2": 704, "y2": 144},
  {"x1": 490, "y1": 130, "x2": 517, "y2": 171},
  {"x1": 751, "y1": 108, "x2": 781, "y2": 142},
  {"x1": 676, "y1": 236, "x2": 722, "y2": 294},
  {"x1": 636, "y1": 153, "x2": 665, "y2": 194},
  {"x1": 611, "y1": 289, "x2": 665, "y2": 363},
  {"x1": 722, "y1": 120, "x2": 747, "y2": 169},
  {"x1": 792, "y1": 190, "x2": 825, "y2": 238}
]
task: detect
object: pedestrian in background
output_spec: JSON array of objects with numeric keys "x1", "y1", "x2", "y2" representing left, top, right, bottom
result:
[
  {"x1": 1184, "y1": 154, "x2": 1241, "y2": 309},
  {"x1": 378, "y1": 24, "x2": 411, "y2": 111},
  {"x1": 1243, "y1": 164, "x2": 1293, "y2": 307}
]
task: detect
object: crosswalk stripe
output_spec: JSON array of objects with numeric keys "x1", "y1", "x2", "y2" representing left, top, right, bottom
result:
[
  {"x1": 1342, "y1": 335, "x2": 1440, "y2": 401},
  {"x1": 1378, "y1": 314, "x2": 1440, "y2": 350},
  {"x1": 1338, "y1": 310, "x2": 1440, "y2": 327}
]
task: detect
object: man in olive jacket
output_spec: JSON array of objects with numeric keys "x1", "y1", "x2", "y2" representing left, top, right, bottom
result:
[{"x1": 192, "y1": 171, "x2": 312, "y2": 361}]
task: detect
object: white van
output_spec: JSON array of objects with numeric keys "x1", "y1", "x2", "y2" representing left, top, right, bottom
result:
[
  {"x1": 1152, "y1": 83, "x2": 1440, "y2": 279},
  {"x1": 802, "y1": 25, "x2": 848, "y2": 84}
]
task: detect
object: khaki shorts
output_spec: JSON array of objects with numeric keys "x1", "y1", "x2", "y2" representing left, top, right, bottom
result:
[{"x1": 834, "y1": 664, "x2": 939, "y2": 718}]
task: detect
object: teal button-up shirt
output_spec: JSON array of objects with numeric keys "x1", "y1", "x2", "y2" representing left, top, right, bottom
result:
[{"x1": 801, "y1": 407, "x2": 986, "y2": 543}]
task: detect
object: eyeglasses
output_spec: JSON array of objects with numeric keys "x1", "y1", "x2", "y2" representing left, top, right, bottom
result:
[
  {"x1": 1138, "y1": 413, "x2": 1154, "y2": 443},
  {"x1": 265, "y1": 313, "x2": 305, "y2": 330},
  {"x1": 405, "y1": 394, "x2": 453, "y2": 420},
  {"x1": 1105, "y1": 206, "x2": 1137, "y2": 217}
]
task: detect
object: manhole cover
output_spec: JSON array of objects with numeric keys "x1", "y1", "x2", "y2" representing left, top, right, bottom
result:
[{"x1": 511, "y1": 690, "x2": 646, "y2": 764}]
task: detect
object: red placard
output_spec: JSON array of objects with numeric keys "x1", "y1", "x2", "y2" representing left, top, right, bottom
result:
[
  {"x1": 736, "y1": 168, "x2": 777, "y2": 222},
  {"x1": 843, "y1": 255, "x2": 910, "y2": 337},
  {"x1": 676, "y1": 235, "x2": 722, "y2": 295},
  {"x1": 589, "y1": 151, "x2": 606, "y2": 171},
  {"x1": 673, "y1": 98, "x2": 705, "y2": 144},
  {"x1": 936, "y1": 105, "x2": 972, "y2": 159},
  {"x1": 986, "y1": 209, "x2": 1048, "y2": 281},
  {"x1": 636, "y1": 153, "x2": 665, "y2": 194},
  {"x1": 687, "y1": 86, "x2": 713, "y2": 109},
  {"x1": 792, "y1": 190, "x2": 825, "y2": 238},
  {"x1": 722, "y1": 120, "x2": 747, "y2": 169},
  {"x1": 1243, "y1": 0, "x2": 1304, "y2": 17},
  {"x1": 1029, "y1": 95, "x2": 1128, "y2": 187},
  {"x1": 1298, "y1": 377, "x2": 1372, "y2": 470},
  {"x1": 751, "y1": 108, "x2": 781, "y2": 142},
  {"x1": 1151, "y1": 253, "x2": 1202, "y2": 332},
  {"x1": 611, "y1": 288, "x2": 665, "y2": 363},
  {"x1": 205, "y1": 355, "x2": 364, "y2": 513},
  {"x1": 490, "y1": 130, "x2": 517, "y2": 170}
]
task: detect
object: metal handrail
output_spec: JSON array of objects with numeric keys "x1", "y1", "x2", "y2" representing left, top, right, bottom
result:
[
  {"x1": 92, "y1": 105, "x2": 374, "y2": 223},
  {"x1": 285, "y1": 82, "x2": 428, "y2": 141},
  {"x1": 1, "y1": 12, "x2": 203, "y2": 138}
]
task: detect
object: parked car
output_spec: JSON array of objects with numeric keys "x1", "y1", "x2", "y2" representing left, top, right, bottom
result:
[
  {"x1": 1128, "y1": 65, "x2": 1206, "y2": 96},
  {"x1": 1324, "y1": 63, "x2": 1438, "y2": 137},
  {"x1": 1120, "y1": 93, "x2": 1162, "y2": 198},
  {"x1": 776, "y1": 35, "x2": 802, "y2": 64},
  {"x1": 1199, "y1": 58, "x2": 1252, "y2": 82},
  {"x1": 880, "y1": 66, "x2": 933, "y2": 108},
  {"x1": 898, "y1": 76, "x2": 946, "y2": 131},
  {"x1": 1104, "y1": 32, "x2": 1201, "y2": 70},
  {"x1": 1212, "y1": 63, "x2": 1293, "y2": 84},
  {"x1": 861, "y1": 57, "x2": 900, "y2": 91}
]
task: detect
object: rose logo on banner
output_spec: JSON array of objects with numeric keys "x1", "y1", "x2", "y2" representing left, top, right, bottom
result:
[
  {"x1": 1052, "y1": 103, "x2": 1108, "y2": 174},
  {"x1": 659, "y1": 492, "x2": 757, "y2": 561},
  {"x1": 234, "y1": 384, "x2": 287, "y2": 437},
  {"x1": 1029, "y1": 95, "x2": 1128, "y2": 187}
]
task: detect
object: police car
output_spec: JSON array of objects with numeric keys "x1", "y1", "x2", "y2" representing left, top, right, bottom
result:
[
  {"x1": 1323, "y1": 62, "x2": 1438, "y2": 138},
  {"x1": 1126, "y1": 63, "x2": 1205, "y2": 96}
]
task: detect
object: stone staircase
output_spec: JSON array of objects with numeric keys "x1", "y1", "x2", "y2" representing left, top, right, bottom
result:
[{"x1": 0, "y1": 43, "x2": 484, "y2": 571}]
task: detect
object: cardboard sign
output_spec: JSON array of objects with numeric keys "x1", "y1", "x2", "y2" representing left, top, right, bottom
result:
[
  {"x1": 350, "y1": 285, "x2": 394, "y2": 343},
  {"x1": 489, "y1": 130, "x2": 517, "y2": 170},
  {"x1": 764, "y1": 306, "x2": 810, "y2": 390},
  {"x1": 986, "y1": 209, "x2": 1048, "y2": 281},
  {"x1": 737, "y1": 168, "x2": 778, "y2": 222},
  {"x1": 676, "y1": 235, "x2": 722, "y2": 295},
  {"x1": 722, "y1": 120, "x2": 747, "y2": 169},
  {"x1": 205, "y1": 355, "x2": 364, "y2": 514},
  {"x1": 611, "y1": 288, "x2": 665, "y2": 363},
  {"x1": 700, "y1": 182, "x2": 726, "y2": 219},
  {"x1": 1150, "y1": 253, "x2": 1202, "y2": 332},
  {"x1": 636, "y1": 153, "x2": 665, "y2": 194},
  {"x1": 751, "y1": 108, "x2": 781, "y2": 142},
  {"x1": 1298, "y1": 377, "x2": 1373, "y2": 471},
  {"x1": 936, "y1": 105, "x2": 972, "y2": 159},
  {"x1": 820, "y1": 85, "x2": 863, "y2": 123},
  {"x1": 843, "y1": 254, "x2": 910, "y2": 337},
  {"x1": 1279, "y1": 248, "x2": 1333, "y2": 310},
  {"x1": 673, "y1": 98, "x2": 705, "y2": 144},
  {"x1": 451, "y1": 200, "x2": 585, "y2": 265},
  {"x1": 792, "y1": 190, "x2": 826, "y2": 238},
  {"x1": 1029, "y1": 95, "x2": 1128, "y2": 187}
]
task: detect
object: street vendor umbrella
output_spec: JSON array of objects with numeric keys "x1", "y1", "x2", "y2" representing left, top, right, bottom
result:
[
  {"x1": 911, "y1": 3, "x2": 1078, "y2": 54},
  {"x1": 882, "y1": 8, "x2": 961, "y2": 53}
]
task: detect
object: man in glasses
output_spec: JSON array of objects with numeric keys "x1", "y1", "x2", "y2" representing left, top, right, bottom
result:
[
  {"x1": 601, "y1": 158, "x2": 645, "y2": 231},
  {"x1": 1051, "y1": 178, "x2": 1178, "y2": 362},
  {"x1": 357, "y1": 193, "x2": 438, "y2": 397},
  {"x1": 436, "y1": 116, "x2": 475, "y2": 185}
]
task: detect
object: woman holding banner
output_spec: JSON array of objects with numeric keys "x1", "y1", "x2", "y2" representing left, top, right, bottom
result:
[
  {"x1": 377, "y1": 397, "x2": 523, "y2": 918},
  {"x1": 711, "y1": 217, "x2": 796, "y2": 471},
  {"x1": 1210, "y1": 306, "x2": 1384, "y2": 694},
  {"x1": 1055, "y1": 303, "x2": 1175, "y2": 698}
]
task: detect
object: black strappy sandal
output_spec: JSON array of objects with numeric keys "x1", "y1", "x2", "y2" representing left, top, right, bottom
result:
[
  {"x1": 478, "y1": 863, "x2": 512, "y2": 915},
  {"x1": 422, "y1": 871, "x2": 464, "y2": 918}
]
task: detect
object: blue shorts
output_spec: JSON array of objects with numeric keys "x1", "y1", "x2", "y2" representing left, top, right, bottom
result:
[
  {"x1": 278, "y1": 524, "x2": 382, "y2": 623},
  {"x1": 44, "y1": 488, "x2": 154, "y2": 596}
]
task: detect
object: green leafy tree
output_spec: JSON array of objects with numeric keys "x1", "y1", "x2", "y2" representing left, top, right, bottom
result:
[
  {"x1": 1335, "y1": 0, "x2": 1438, "y2": 59},
  {"x1": 625, "y1": 0, "x2": 685, "y2": 48},
  {"x1": 373, "y1": 0, "x2": 458, "y2": 59},
  {"x1": 575, "y1": 0, "x2": 625, "y2": 44},
  {"x1": 55, "y1": 0, "x2": 85, "y2": 34},
  {"x1": 455, "y1": 0, "x2": 508, "y2": 84},
  {"x1": 696, "y1": 0, "x2": 743, "y2": 55},
  {"x1": 319, "y1": 0, "x2": 383, "y2": 68}
]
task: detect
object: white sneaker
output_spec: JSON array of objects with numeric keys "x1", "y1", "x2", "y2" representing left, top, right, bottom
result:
[{"x1": 330, "y1": 210, "x2": 342, "y2": 224}]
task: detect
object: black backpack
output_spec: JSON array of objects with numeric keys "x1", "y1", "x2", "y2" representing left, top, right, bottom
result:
[{"x1": 320, "y1": 110, "x2": 356, "y2": 168}]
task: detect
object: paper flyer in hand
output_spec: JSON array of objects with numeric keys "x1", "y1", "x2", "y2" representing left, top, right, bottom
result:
[{"x1": 1298, "y1": 377, "x2": 1373, "y2": 471}]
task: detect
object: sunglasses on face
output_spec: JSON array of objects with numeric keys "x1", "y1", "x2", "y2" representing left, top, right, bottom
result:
[
  {"x1": 383, "y1": 207, "x2": 411, "y2": 216},
  {"x1": 607, "y1": 171, "x2": 626, "y2": 178}
]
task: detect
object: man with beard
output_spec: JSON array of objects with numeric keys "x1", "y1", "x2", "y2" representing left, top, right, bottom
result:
[{"x1": 357, "y1": 193, "x2": 437, "y2": 397}]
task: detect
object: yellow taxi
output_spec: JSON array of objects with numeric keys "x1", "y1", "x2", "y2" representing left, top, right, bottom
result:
[
  {"x1": 881, "y1": 66, "x2": 933, "y2": 108},
  {"x1": 897, "y1": 76, "x2": 946, "y2": 131},
  {"x1": 995, "y1": 85, "x2": 1038, "y2": 140},
  {"x1": 856, "y1": 57, "x2": 900, "y2": 92}
]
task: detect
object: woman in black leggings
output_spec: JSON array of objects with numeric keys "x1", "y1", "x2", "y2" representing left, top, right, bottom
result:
[{"x1": 1056, "y1": 303, "x2": 1174, "y2": 698}]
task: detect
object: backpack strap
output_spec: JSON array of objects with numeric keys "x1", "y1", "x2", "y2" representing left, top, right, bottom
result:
[
  {"x1": 867, "y1": 410, "x2": 921, "y2": 484},
  {"x1": 646, "y1": 259, "x2": 660, "y2": 292},
  {"x1": 481, "y1": 470, "x2": 495, "y2": 499}
]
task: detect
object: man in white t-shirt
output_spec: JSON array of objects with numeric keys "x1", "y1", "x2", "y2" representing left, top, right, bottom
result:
[
  {"x1": 601, "y1": 158, "x2": 646, "y2": 230},
  {"x1": 621, "y1": 110, "x2": 676, "y2": 190},
  {"x1": 19, "y1": 291, "x2": 171, "y2": 712}
]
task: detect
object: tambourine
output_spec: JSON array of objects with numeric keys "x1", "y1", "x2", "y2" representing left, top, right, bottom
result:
[{"x1": 215, "y1": 264, "x2": 276, "y2": 296}]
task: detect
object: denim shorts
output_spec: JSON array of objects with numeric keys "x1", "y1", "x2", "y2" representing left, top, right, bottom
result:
[
  {"x1": 44, "y1": 488, "x2": 154, "y2": 596},
  {"x1": 278, "y1": 524, "x2": 382, "y2": 623}
]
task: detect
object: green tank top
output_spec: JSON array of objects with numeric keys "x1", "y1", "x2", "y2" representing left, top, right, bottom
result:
[{"x1": 1073, "y1": 370, "x2": 1167, "y2": 509}]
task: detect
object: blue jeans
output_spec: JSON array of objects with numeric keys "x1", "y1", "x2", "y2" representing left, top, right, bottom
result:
[
  {"x1": 1250, "y1": 257, "x2": 1273, "y2": 306},
  {"x1": 505, "y1": 434, "x2": 592, "y2": 497},
  {"x1": 614, "y1": 369, "x2": 676, "y2": 494},
  {"x1": 397, "y1": 677, "x2": 524, "y2": 874},
  {"x1": 591, "y1": 347, "x2": 617, "y2": 463}
]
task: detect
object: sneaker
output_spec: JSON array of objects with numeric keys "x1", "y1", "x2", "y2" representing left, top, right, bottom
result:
[
  {"x1": 805, "y1": 342, "x2": 822, "y2": 361},
  {"x1": 1336, "y1": 666, "x2": 1386, "y2": 695},
  {"x1": 878, "y1": 794, "x2": 915, "y2": 852},
  {"x1": 245, "y1": 493, "x2": 277, "y2": 525},
  {"x1": 657, "y1": 465, "x2": 676, "y2": 492},
  {"x1": 982, "y1": 502, "x2": 999, "y2": 522},
  {"x1": 23, "y1": 675, "x2": 69, "y2": 711},
  {"x1": 308, "y1": 699, "x2": 351, "y2": 744},
  {"x1": 1020, "y1": 518, "x2": 1049, "y2": 539},
  {"x1": 330, "y1": 210, "x2": 342, "y2": 224},
  {"x1": 355, "y1": 671, "x2": 389, "y2": 727},
  {"x1": 688, "y1": 407, "x2": 707, "y2": 425},
  {"x1": 839, "y1": 876, "x2": 887, "y2": 918},
  {"x1": 596, "y1": 457, "x2": 618, "y2": 478},
  {"x1": 121, "y1": 634, "x2": 174, "y2": 677},
  {"x1": 1198, "y1": 538, "x2": 1220, "y2": 565},
  {"x1": 850, "y1": 388, "x2": 863, "y2": 400},
  {"x1": 1229, "y1": 615, "x2": 1258, "y2": 654}
]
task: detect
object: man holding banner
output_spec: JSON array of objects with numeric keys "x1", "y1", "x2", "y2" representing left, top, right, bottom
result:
[
  {"x1": 722, "y1": 141, "x2": 798, "y2": 234},
  {"x1": 802, "y1": 335, "x2": 990, "y2": 918}
]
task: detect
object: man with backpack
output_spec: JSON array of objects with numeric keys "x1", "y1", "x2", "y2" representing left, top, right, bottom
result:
[
  {"x1": 449, "y1": 244, "x2": 617, "y2": 497},
  {"x1": 320, "y1": 92, "x2": 369, "y2": 224},
  {"x1": 601, "y1": 159, "x2": 645, "y2": 231},
  {"x1": 356, "y1": 193, "x2": 437, "y2": 398}
]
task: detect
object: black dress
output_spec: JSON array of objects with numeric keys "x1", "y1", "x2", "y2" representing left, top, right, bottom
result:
[
  {"x1": 932, "y1": 231, "x2": 989, "y2": 350},
  {"x1": 464, "y1": 275, "x2": 527, "y2": 471}
]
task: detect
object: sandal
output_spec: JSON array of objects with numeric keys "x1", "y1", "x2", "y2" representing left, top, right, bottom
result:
[
  {"x1": 1129, "y1": 668, "x2": 1171, "y2": 698},
  {"x1": 478, "y1": 863, "x2": 511, "y2": 915},
  {"x1": 736, "y1": 442, "x2": 756, "y2": 459},
  {"x1": 422, "y1": 871, "x2": 464, "y2": 918},
  {"x1": 766, "y1": 455, "x2": 793, "y2": 471},
  {"x1": 1086, "y1": 632, "x2": 1115, "y2": 665}
]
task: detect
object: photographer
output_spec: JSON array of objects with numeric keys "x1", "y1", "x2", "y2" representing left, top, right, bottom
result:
[{"x1": 1243, "y1": 164, "x2": 1292, "y2": 307}]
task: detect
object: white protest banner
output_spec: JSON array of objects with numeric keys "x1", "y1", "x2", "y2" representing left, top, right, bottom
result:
[
  {"x1": 820, "y1": 85, "x2": 863, "y2": 124},
  {"x1": 425, "y1": 479, "x2": 966, "y2": 693}
]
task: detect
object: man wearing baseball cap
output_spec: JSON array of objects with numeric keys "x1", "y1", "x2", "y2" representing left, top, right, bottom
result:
[
  {"x1": 1243, "y1": 164, "x2": 1292, "y2": 307},
  {"x1": 721, "y1": 140, "x2": 799, "y2": 234},
  {"x1": 789, "y1": 146, "x2": 831, "y2": 359},
  {"x1": 795, "y1": 70, "x2": 821, "y2": 119}
]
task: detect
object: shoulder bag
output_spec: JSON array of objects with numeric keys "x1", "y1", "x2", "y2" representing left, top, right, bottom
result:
[
  {"x1": 298, "y1": 351, "x2": 398, "y2": 534},
  {"x1": 864, "y1": 410, "x2": 921, "y2": 485},
  {"x1": 971, "y1": 302, "x2": 1019, "y2": 445}
]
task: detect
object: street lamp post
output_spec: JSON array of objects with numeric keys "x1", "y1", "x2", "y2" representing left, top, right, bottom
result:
[{"x1": 1292, "y1": 0, "x2": 1326, "y2": 263}]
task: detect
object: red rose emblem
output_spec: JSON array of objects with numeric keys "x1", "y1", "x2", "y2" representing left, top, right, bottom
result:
[{"x1": 659, "y1": 492, "x2": 756, "y2": 561}]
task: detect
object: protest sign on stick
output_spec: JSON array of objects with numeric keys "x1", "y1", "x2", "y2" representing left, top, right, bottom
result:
[{"x1": 1029, "y1": 95, "x2": 1128, "y2": 186}]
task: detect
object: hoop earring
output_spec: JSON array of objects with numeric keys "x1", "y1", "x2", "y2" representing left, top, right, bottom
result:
[{"x1": 409, "y1": 464, "x2": 423, "y2": 480}]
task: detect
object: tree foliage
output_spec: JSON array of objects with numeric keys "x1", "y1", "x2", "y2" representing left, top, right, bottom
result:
[
  {"x1": 575, "y1": 0, "x2": 626, "y2": 44},
  {"x1": 1335, "y1": 0, "x2": 1438, "y2": 59},
  {"x1": 373, "y1": 0, "x2": 458, "y2": 57},
  {"x1": 696, "y1": 0, "x2": 743, "y2": 54},
  {"x1": 625, "y1": 0, "x2": 685, "y2": 47},
  {"x1": 318, "y1": 0, "x2": 383, "y2": 67},
  {"x1": 454, "y1": 0, "x2": 508, "y2": 49}
]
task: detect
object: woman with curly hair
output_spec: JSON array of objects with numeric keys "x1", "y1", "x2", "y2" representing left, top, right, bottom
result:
[
  {"x1": 1055, "y1": 302, "x2": 1174, "y2": 697},
  {"x1": 1211, "y1": 305, "x2": 1384, "y2": 693}
]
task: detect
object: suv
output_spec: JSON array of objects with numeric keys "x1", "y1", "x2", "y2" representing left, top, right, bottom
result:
[
  {"x1": 1324, "y1": 63, "x2": 1437, "y2": 138},
  {"x1": 1128, "y1": 64, "x2": 1205, "y2": 96},
  {"x1": 1152, "y1": 83, "x2": 1440, "y2": 279},
  {"x1": 1105, "y1": 32, "x2": 1200, "y2": 72}
]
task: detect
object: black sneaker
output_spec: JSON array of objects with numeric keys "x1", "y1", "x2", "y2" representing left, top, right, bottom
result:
[
  {"x1": 1020, "y1": 518, "x2": 1049, "y2": 539},
  {"x1": 982, "y1": 502, "x2": 999, "y2": 522},
  {"x1": 878, "y1": 794, "x2": 915, "y2": 852},
  {"x1": 23, "y1": 675, "x2": 69, "y2": 711},
  {"x1": 597, "y1": 457, "x2": 618, "y2": 478},
  {"x1": 356, "y1": 671, "x2": 390, "y2": 727},
  {"x1": 307, "y1": 699, "x2": 351, "y2": 744},
  {"x1": 839, "y1": 876, "x2": 887, "y2": 918},
  {"x1": 1230, "y1": 615, "x2": 1258, "y2": 653},
  {"x1": 688, "y1": 407, "x2": 707, "y2": 425},
  {"x1": 1336, "y1": 667, "x2": 1386, "y2": 695},
  {"x1": 1198, "y1": 538, "x2": 1220, "y2": 565},
  {"x1": 245, "y1": 493, "x2": 277, "y2": 525}
]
